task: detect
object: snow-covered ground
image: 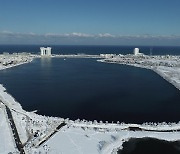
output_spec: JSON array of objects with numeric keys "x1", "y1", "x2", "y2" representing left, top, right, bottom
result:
[
  {"x1": 0, "y1": 53, "x2": 36, "y2": 70},
  {"x1": 0, "y1": 103, "x2": 17, "y2": 153},
  {"x1": 1, "y1": 53, "x2": 180, "y2": 153},
  {"x1": 31, "y1": 122, "x2": 180, "y2": 154},
  {"x1": 154, "y1": 66, "x2": 180, "y2": 90}
]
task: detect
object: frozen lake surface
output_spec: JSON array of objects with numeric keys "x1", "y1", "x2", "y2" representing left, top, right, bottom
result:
[{"x1": 1, "y1": 58, "x2": 180, "y2": 123}]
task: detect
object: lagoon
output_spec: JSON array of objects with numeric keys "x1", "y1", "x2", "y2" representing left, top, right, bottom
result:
[{"x1": 1, "y1": 58, "x2": 180, "y2": 123}]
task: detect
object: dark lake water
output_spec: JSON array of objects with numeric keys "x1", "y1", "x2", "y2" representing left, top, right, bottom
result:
[
  {"x1": 118, "y1": 138, "x2": 180, "y2": 154},
  {"x1": 1, "y1": 57, "x2": 180, "y2": 123}
]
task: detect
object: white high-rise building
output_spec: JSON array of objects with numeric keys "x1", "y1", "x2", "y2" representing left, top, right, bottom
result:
[
  {"x1": 133, "y1": 48, "x2": 140, "y2": 56},
  {"x1": 40, "y1": 47, "x2": 52, "y2": 56}
]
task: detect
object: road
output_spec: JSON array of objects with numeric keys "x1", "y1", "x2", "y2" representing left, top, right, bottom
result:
[{"x1": 5, "y1": 105, "x2": 25, "y2": 154}]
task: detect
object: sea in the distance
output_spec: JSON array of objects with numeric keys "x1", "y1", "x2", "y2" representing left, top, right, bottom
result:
[{"x1": 1, "y1": 45, "x2": 180, "y2": 123}]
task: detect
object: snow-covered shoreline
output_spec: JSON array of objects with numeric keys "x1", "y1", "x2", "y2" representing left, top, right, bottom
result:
[
  {"x1": 1, "y1": 53, "x2": 180, "y2": 153},
  {"x1": 0, "y1": 53, "x2": 38, "y2": 71}
]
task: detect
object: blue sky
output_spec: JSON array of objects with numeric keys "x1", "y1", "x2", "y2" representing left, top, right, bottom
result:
[{"x1": 0, "y1": 0, "x2": 180, "y2": 45}]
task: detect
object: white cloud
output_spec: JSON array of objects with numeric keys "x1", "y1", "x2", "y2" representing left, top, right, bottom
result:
[
  {"x1": 0, "y1": 31, "x2": 180, "y2": 45},
  {"x1": 2, "y1": 31, "x2": 180, "y2": 39},
  {"x1": 97, "y1": 33, "x2": 115, "y2": 38},
  {"x1": 2, "y1": 30, "x2": 14, "y2": 34},
  {"x1": 71, "y1": 32, "x2": 93, "y2": 37},
  {"x1": 44, "y1": 32, "x2": 116, "y2": 38},
  {"x1": 44, "y1": 32, "x2": 94, "y2": 38}
]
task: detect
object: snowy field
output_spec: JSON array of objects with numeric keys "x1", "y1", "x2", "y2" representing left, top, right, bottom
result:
[
  {"x1": 1, "y1": 53, "x2": 180, "y2": 153},
  {"x1": 34, "y1": 126, "x2": 180, "y2": 154}
]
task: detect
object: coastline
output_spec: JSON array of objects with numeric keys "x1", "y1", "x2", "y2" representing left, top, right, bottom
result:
[
  {"x1": 100, "y1": 60, "x2": 180, "y2": 91},
  {"x1": 99, "y1": 54, "x2": 180, "y2": 91},
  {"x1": 1, "y1": 53, "x2": 180, "y2": 153},
  {"x1": 153, "y1": 67, "x2": 180, "y2": 91}
]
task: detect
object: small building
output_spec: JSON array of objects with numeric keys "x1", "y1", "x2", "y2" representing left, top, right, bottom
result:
[{"x1": 40, "y1": 47, "x2": 52, "y2": 56}]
